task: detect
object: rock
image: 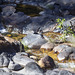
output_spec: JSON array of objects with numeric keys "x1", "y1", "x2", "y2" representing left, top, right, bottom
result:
[
  {"x1": 38, "y1": 55, "x2": 55, "y2": 69},
  {"x1": 45, "y1": 69, "x2": 60, "y2": 75},
  {"x1": 21, "y1": 33, "x2": 47, "y2": 49},
  {"x1": 0, "y1": 67, "x2": 10, "y2": 73},
  {"x1": 45, "y1": 69, "x2": 74, "y2": 75},
  {"x1": 53, "y1": 44, "x2": 70, "y2": 53},
  {"x1": 0, "y1": 52, "x2": 9, "y2": 67},
  {"x1": 57, "y1": 46, "x2": 73, "y2": 61},
  {"x1": 2, "y1": 6, "x2": 16, "y2": 16},
  {"x1": 24, "y1": 62, "x2": 44, "y2": 75},
  {"x1": 8, "y1": 61, "x2": 23, "y2": 71},
  {"x1": 4, "y1": 36, "x2": 16, "y2": 43},
  {"x1": 41, "y1": 42, "x2": 54, "y2": 50},
  {"x1": 69, "y1": 53, "x2": 75, "y2": 60},
  {"x1": 2, "y1": 12, "x2": 32, "y2": 33},
  {"x1": 56, "y1": 0, "x2": 75, "y2": 6},
  {"x1": 30, "y1": 56, "x2": 37, "y2": 60},
  {"x1": 58, "y1": 70, "x2": 73, "y2": 75},
  {"x1": 0, "y1": 38, "x2": 23, "y2": 53},
  {"x1": 13, "y1": 52, "x2": 35, "y2": 66},
  {"x1": 57, "y1": 51, "x2": 70, "y2": 61}
]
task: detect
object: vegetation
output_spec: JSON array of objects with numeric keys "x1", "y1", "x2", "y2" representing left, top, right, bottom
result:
[{"x1": 56, "y1": 18, "x2": 75, "y2": 42}]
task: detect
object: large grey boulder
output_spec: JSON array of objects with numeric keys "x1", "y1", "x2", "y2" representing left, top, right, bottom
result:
[
  {"x1": 57, "y1": 51, "x2": 70, "y2": 61},
  {"x1": 21, "y1": 33, "x2": 47, "y2": 49},
  {"x1": 12, "y1": 52, "x2": 35, "y2": 66},
  {"x1": 24, "y1": 62, "x2": 44, "y2": 75},
  {"x1": 2, "y1": 12, "x2": 32, "y2": 33},
  {"x1": 53, "y1": 44, "x2": 74, "y2": 61}
]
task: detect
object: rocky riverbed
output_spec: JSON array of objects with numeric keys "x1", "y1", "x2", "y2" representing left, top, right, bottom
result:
[{"x1": 0, "y1": 0, "x2": 75, "y2": 75}]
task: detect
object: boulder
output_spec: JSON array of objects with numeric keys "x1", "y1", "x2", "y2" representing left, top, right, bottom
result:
[
  {"x1": 45, "y1": 69, "x2": 60, "y2": 75},
  {"x1": 45, "y1": 69, "x2": 74, "y2": 75},
  {"x1": 0, "y1": 52, "x2": 9, "y2": 67},
  {"x1": 0, "y1": 37, "x2": 23, "y2": 53},
  {"x1": 57, "y1": 51, "x2": 70, "y2": 61},
  {"x1": 53, "y1": 44, "x2": 70, "y2": 53},
  {"x1": 8, "y1": 61, "x2": 23, "y2": 71},
  {"x1": 12, "y1": 52, "x2": 35, "y2": 66},
  {"x1": 2, "y1": 6, "x2": 16, "y2": 16},
  {"x1": 2, "y1": 12, "x2": 32, "y2": 33},
  {"x1": 55, "y1": 45, "x2": 74, "y2": 61},
  {"x1": 41, "y1": 42, "x2": 54, "y2": 50},
  {"x1": 38, "y1": 55, "x2": 55, "y2": 69},
  {"x1": 21, "y1": 33, "x2": 47, "y2": 49},
  {"x1": 58, "y1": 70, "x2": 73, "y2": 75},
  {"x1": 24, "y1": 62, "x2": 44, "y2": 75}
]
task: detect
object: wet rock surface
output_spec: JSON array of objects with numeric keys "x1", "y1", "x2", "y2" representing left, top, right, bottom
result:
[
  {"x1": 0, "y1": 0, "x2": 75, "y2": 75},
  {"x1": 21, "y1": 33, "x2": 47, "y2": 49}
]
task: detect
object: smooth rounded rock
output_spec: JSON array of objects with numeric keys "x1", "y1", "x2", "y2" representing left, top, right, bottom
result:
[
  {"x1": 53, "y1": 44, "x2": 70, "y2": 53},
  {"x1": 21, "y1": 33, "x2": 47, "y2": 49},
  {"x1": 24, "y1": 62, "x2": 44, "y2": 75},
  {"x1": 13, "y1": 52, "x2": 35, "y2": 66},
  {"x1": 41, "y1": 42, "x2": 54, "y2": 50},
  {"x1": 38, "y1": 55, "x2": 55, "y2": 69}
]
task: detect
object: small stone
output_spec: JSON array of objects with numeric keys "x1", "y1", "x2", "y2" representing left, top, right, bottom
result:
[
  {"x1": 30, "y1": 56, "x2": 37, "y2": 60},
  {"x1": 38, "y1": 55, "x2": 55, "y2": 69},
  {"x1": 57, "y1": 50, "x2": 70, "y2": 61}
]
